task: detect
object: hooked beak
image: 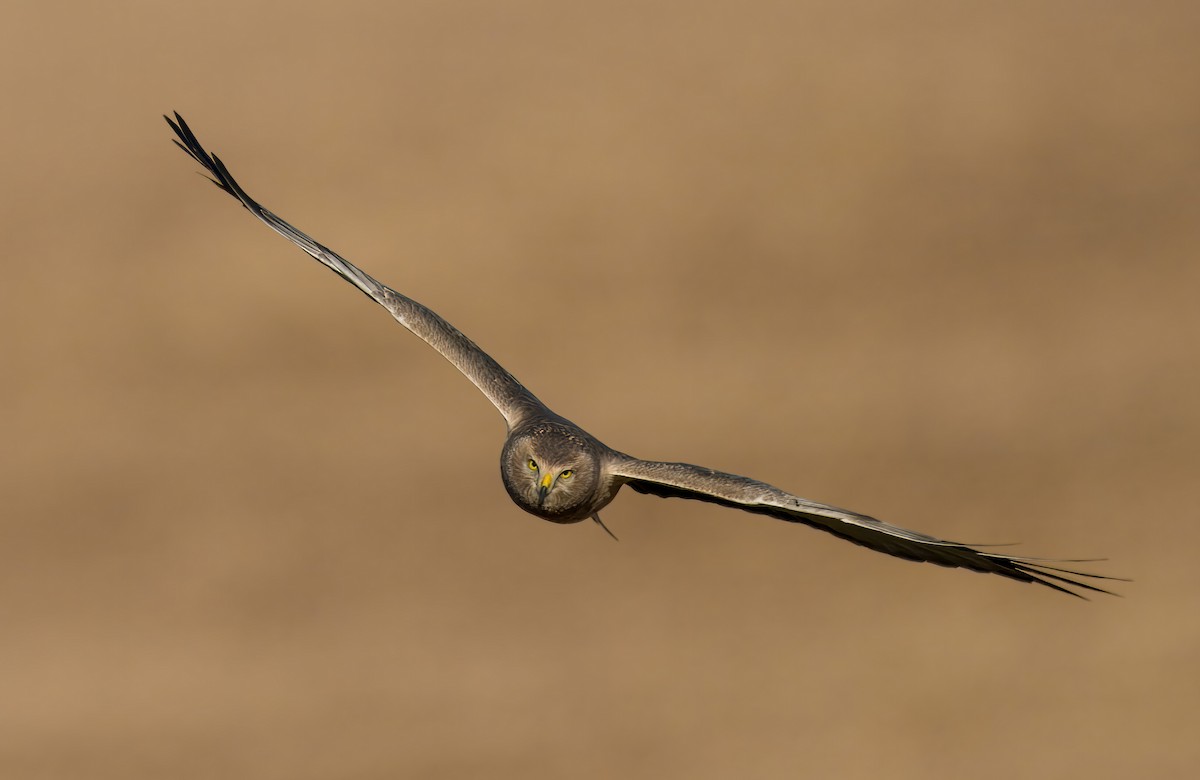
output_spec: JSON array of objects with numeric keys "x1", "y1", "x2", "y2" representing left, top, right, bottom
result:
[{"x1": 536, "y1": 472, "x2": 554, "y2": 507}]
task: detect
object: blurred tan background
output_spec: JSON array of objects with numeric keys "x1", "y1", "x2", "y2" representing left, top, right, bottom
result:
[{"x1": 2, "y1": 1, "x2": 1197, "y2": 778}]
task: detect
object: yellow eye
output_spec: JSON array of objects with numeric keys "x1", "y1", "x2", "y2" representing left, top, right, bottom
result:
[
  {"x1": 560, "y1": 469, "x2": 573, "y2": 479},
  {"x1": 527, "y1": 459, "x2": 538, "y2": 471}
]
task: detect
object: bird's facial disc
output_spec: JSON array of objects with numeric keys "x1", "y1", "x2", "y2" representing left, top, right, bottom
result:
[
  {"x1": 519, "y1": 454, "x2": 585, "y2": 515},
  {"x1": 500, "y1": 431, "x2": 596, "y2": 523},
  {"x1": 531, "y1": 460, "x2": 576, "y2": 507}
]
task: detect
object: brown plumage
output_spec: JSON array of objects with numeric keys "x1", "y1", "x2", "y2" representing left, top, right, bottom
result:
[{"x1": 166, "y1": 112, "x2": 1124, "y2": 598}]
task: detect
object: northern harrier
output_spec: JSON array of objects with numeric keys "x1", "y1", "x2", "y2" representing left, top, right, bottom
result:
[{"x1": 167, "y1": 113, "x2": 1120, "y2": 598}]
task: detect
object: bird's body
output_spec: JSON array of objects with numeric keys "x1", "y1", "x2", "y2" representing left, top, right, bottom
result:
[{"x1": 167, "y1": 113, "x2": 1122, "y2": 598}]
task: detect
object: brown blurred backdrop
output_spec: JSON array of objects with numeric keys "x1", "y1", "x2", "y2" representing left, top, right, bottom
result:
[{"x1": 2, "y1": 1, "x2": 1197, "y2": 778}]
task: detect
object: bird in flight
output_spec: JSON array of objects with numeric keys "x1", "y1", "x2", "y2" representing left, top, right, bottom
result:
[{"x1": 166, "y1": 112, "x2": 1121, "y2": 598}]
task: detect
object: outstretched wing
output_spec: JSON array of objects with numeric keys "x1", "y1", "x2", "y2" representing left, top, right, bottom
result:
[
  {"x1": 166, "y1": 112, "x2": 547, "y2": 430},
  {"x1": 608, "y1": 457, "x2": 1123, "y2": 598}
]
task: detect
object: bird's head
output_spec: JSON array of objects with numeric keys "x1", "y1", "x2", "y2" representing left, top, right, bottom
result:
[{"x1": 500, "y1": 424, "x2": 601, "y2": 523}]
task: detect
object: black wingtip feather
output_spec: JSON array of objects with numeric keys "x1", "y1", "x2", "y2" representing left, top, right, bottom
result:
[
  {"x1": 167, "y1": 113, "x2": 222, "y2": 184},
  {"x1": 167, "y1": 112, "x2": 270, "y2": 218},
  {"x1": 1016, "y1": 562, "x2": 1126, "y2": 599}
]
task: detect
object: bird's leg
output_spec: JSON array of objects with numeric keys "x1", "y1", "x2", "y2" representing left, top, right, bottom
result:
[{"x1": 591, "y1": 513, "x2": 618, "y2": 541}]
